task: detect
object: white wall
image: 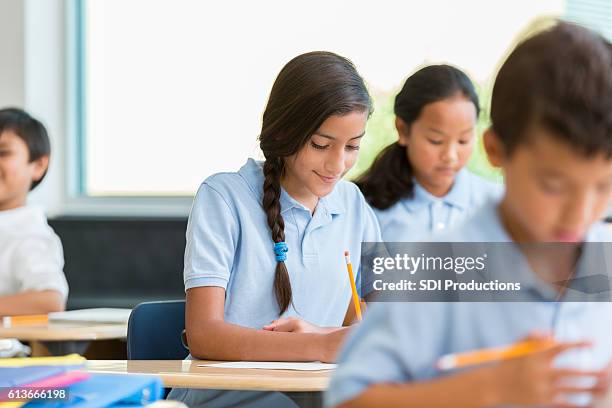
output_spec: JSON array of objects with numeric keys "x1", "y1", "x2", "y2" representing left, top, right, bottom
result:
[
  {"x1": 24, "y1": 0, "x2": 66, "y2": 216},
  {"x1": 0, "y1": 0, "x2": 25, "y2": 109},
  {"x1": 0, "y1": 0, "x2": 65, "y2": 216}
]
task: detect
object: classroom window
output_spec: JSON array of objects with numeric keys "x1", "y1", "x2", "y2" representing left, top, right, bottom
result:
[
  {"x1": 75, "y1": 0, "x2": 605, "y2": 197},
  {"x1": 566, "y1": 0, "x2": 612, "y2": 40}
]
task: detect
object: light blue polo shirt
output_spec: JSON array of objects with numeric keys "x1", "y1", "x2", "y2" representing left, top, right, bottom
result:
[
  {"x1": 325, "y1": 199, "x2": 612, "y2": 408},
  {"x1": 171, "y1": 159, "x2": 382, "y2": 408},
  {"x1": 184, "y1": 158, "x2": 382, "y2": 327},
  {"x1": 373, "y1": 169, "x2": 502, "y2": 241}
]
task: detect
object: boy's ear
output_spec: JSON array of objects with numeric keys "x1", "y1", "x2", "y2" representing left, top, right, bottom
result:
[
  {"x1": 395, "y1": 117, "x2": 410, "y2": 146},
  {"x1": 483, "y1": 128, "x2": 505, "y2": 168},
  {"x1": 30, "y1": 155, "x2": 49, "y2": 182}
]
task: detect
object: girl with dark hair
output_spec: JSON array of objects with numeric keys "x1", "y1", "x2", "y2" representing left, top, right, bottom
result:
[
  {"x1": 356, "y1": 65, "x2": 501, "y2": 241},
  {"x1": 168, "y1": 51, "x2": 380, "y2": 407}
]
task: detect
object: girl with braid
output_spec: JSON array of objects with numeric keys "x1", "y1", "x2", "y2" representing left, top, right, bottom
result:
[{"x1": 168, "y1": 51, "x2": 381, "y2": 408}]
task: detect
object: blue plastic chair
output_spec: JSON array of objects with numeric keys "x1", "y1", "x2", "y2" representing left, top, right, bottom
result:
[{"x1": 127, "y1": 300, "x2": 189, "y2": 360}]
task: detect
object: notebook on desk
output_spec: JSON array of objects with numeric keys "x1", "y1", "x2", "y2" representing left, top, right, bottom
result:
[
  {"x1": 22, "y1": 373, "x2": 163, "y2": 408},
  {"x1": 48, "y1": 308, "x2": 131, "y2": 324},
  {"x1": 0, "y1": 366, "x2": 65, "y2": 387}
]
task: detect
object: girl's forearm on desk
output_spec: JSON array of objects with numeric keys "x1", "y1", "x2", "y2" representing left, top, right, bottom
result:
[{"x1": 187, "y1": 319, "x2": 338, "y2": 362}]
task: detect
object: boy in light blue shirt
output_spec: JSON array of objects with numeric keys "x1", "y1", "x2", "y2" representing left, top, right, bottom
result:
[{"x1": 326, "y1": 22, "x2": 612, "y2": 407}]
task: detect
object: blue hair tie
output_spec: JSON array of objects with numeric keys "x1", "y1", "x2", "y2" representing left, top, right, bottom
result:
[{"x1": 274, "y1": 242, "x2": 288, "y2": 262}]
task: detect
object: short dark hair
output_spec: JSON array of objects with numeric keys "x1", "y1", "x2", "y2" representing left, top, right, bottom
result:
[
  {"x1": 0, "y1": 108, "x2": 51, "y2": 190},
  {"x1": 491, "y1": 21, "x2": 612, "y2": 157}
]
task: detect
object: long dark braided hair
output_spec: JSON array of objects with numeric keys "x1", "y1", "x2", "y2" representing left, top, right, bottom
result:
[{"x1": 258, "y1": 51, "x2": 372, "y2": 315}]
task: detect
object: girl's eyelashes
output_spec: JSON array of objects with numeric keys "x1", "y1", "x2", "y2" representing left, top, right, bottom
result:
[
  {"x1": 426, "y1": 137, "x2": 472, "y2": 146},
  {"x1": 310, "y1": 141, "x2": 329, "y2": 150},
  {"x1": 310, "y1": 141, "x2": 360, "y2": 151}
]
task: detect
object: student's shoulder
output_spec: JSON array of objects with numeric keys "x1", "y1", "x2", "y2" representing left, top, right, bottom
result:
[
  {"x1": 0, "y1": 206, "x2": 53, "y2": 235},
  {"x1": 465, "y1": 171, "x2": 503, "y2": 198},
  {"x1": 371, "y1": 300, "x2": 453, "y2": 323},
  {"x1": 369, "y1": 200, "x2": 411, "y2": 234},
  {"x1": 334, "y1": 179, "x2": 362, "y2": 195},
  {"x1": 202, "y1": 170, "x2": 244, "y2": 192},
  {"x1": 332, "y1": 180, "x2": 371, "y2": 210},
  {"x1": 587, "y1": 221, "x2": 612, "y2": 242},
  {"x1": 198, "y1": 159, "x2": 264, "y2": 202},
  {"x1": 334, "y1": 180, "x2": 404, "y2": 221},
  {"x1": 339, "y1": 301, "x2": 454, "y2": 357},
  {"x1": 430, "y1": 199, "x2": 506, "y2": 242},
  {"x1": 1, "y1": 206, "x2": 62, "y2": 255},
  {"x1": 196, "y1": 170, "x2": 255, "y2": 205}
]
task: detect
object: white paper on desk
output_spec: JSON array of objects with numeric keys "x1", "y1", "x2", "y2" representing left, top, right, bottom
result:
[
  {"x1": 198, "y1": 361, "x2": 337, "y2": 371},
  {"x1": 49, "y1": 308, "x2": 131, "y2": 324}
]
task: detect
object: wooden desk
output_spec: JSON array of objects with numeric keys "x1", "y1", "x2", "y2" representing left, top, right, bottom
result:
[
  {"x1": 0, "y1": 322, "x2": 127, "y2": 341},
  {"x1": 86, "y1": 360, "x2": 332, "y2": 392},
  {"x1": 0, "y1": 322, "x2": 127, "y2": 356}
]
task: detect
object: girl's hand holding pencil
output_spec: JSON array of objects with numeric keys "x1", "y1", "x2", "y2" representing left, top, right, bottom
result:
[
  {"x1": 262, "y1": 317, "x2": 347, "y2": 363},
  {"x1": 260, "y1": 249, "x2": 366, "y2": 363}
]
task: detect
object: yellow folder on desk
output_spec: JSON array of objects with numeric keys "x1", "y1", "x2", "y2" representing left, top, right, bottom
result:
[{"x1": 0, "y1": 354, "x2": 85, "y2": 367}]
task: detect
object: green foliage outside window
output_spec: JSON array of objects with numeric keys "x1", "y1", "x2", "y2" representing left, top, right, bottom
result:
[{"x1": 347, "y1": 83, "x2": 503, "y2": 183}]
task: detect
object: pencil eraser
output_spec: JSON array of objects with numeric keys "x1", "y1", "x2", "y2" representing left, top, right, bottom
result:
[{"x1": 436, "y1": 355, "x2": 455, "y2": 370}]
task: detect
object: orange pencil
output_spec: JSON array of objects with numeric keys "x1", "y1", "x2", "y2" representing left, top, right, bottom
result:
[
  {"x1": 344, "y1": 250, "x2": 362, "y2": 321},
  {"x1": 2, "y1": 314, "x2": 48, "y2": 327},
  {"x1": 437, "y1": 338, "x2": 557, "y2": 370}
]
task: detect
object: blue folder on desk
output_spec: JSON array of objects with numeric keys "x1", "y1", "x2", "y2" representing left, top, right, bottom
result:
[
  {"x1": 0, "y1": 366, "x2": 67, "y2": 387},
  {"x1": 24, "y1": 373, "x2": 163, "y2": 408}
]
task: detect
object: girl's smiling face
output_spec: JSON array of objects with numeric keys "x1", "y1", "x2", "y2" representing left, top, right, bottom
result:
[{"x1": 281, "y1": 110, "x2": 368, "y2": 212}]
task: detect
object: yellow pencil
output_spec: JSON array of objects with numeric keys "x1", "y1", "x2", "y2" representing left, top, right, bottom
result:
[
  {"x1": 437, "y1": 338, "x2": 557, "y2": 370},
  {"x1": 344, "y1": 250, "x2": 362, "y2": 321},
  {"x1": 2, "y1": 314, "x2": 48, "y2": 327}
]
